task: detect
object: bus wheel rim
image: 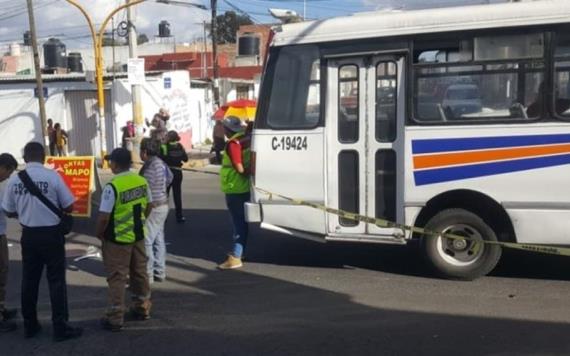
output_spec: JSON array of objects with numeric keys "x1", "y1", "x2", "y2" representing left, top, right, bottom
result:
[{"x1": 435, "y1": 224, "x2": 485, "y2": 267}]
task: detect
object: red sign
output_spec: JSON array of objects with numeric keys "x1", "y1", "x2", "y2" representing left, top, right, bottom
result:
[{"x1": 46, "y1": 156, "x2": 95, "y2": 217}]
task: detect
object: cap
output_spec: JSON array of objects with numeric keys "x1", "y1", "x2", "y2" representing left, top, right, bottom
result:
[
  {"x1": 104, "y1": 148, "x2": 132, "y2": 166},
  {"x1": 222, "y1": 116, "x2": 244, "y2": 133}
]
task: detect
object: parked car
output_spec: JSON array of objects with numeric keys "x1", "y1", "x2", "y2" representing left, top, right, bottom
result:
[{"x1": 442, "y1": 83, "x2": 483, "y2": 118}]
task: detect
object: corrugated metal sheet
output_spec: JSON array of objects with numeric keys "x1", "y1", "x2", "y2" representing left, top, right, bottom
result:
[{"x1": 65, "y1": 90, "x2": 113, "y2": 157}]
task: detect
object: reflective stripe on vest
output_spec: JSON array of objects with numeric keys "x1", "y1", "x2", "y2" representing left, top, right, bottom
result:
[
  {"x1": 105, "y1": 173, "x2": 149, "y2": 244},
  {"x1": 220, "y1": 132, "x2": 250, "y2": 194}
]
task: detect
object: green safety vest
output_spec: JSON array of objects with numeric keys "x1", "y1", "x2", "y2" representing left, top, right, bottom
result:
[
  {"x1": 220, "y1": 132, "x2": 251, "y2": 194},
  {"x1": 104, "y1": 172, "x2": 149, "y2": 244}
]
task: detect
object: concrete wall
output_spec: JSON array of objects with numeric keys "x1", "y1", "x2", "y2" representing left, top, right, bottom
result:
[
  {"x1": 113, "y1": 71, "x2": 214, "y2": 150},
  {"x1": 0, "y1": 80, "x2": 96, "y2": 162}
]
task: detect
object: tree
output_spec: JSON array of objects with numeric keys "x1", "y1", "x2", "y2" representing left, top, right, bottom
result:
[
  {"x1": 213, "y1": 11, "x2": 253, "y2": 44},
  {"x1": 137, "y1": 33, "x2": 149, "y2": 45}
]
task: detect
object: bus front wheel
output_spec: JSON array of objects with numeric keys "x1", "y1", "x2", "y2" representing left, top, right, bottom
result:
[{"x1": 421, "y1": 209, "x2": 502, "y2": 280}]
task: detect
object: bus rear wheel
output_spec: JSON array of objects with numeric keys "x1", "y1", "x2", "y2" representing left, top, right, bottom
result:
[{"x1": 421, "y1": 209, "x2": 502, "y2": 280}]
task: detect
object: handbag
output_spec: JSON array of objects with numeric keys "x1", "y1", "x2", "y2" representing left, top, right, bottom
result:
[{"x1": 18, "y1": 170, "x2": 74, "y2": 235}]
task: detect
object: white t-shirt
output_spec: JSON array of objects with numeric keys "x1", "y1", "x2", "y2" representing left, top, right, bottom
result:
[
  {"x1": 99, "y1": 172, "x2": 153, "y2": 214},
  {"x1": 2, "y1": 162, "x2": 75, "y2": 228}
]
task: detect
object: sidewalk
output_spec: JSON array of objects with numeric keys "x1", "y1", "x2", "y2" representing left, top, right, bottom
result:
[{"x1": 186, "y1": 144, "x2": 214, "y2": 168}]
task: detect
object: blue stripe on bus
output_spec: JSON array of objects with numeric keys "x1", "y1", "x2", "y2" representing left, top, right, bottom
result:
[
  {"x1": 412, "y1": 134, "x2": 570, "y2": 154},
  {"x1": 414, "y1": 153, "x2": 570, "y2": 186}
]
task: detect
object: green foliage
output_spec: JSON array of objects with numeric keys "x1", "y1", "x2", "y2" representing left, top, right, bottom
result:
[
  {"x1": 213, "y1": 11, "x2": 253, "y2": 44},
  {"x1": 137, "y1": 34, "x2": 150, "y2": 45}
]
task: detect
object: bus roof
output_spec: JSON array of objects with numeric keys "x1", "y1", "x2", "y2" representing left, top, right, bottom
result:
[{"x1": 272, "y1": 0, "x2": 570, "y2": 47}]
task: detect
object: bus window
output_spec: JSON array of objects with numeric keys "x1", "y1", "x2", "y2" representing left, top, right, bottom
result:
[
  {"x1": 338, "y1": 150, "x2": 359, "y2": 227},
  {"x1": 265, "y1": 45, "x2": 321, "y2": 129},
  {"x1": 339, "y1": 65, "x2": 359, "y2": 143},
  {"x1": 413, "y1": 33, "x2": 545, "y2": 123},
  {"x1": 376, "y1": 61, "x2": 397, "y2": 142},
  {"x1": 554, "y1": 31, "x2": 570, "y2": 117}
]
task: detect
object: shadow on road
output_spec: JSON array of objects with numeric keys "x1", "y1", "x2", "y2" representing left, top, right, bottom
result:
[
  {"x1": 165, "y1": 208, "x2": 570, "y2": 282},
  {"x1": 2, "y1": 255, "x2": 570, "y2": 355}
]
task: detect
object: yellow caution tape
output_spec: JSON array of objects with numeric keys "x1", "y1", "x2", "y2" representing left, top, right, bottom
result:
[
  {"x1": 253, "y1": 187, "x2": 570, "y2": 257},
  {"x1": 143, "y1": 163, "x2": 570, "y2": 257}
]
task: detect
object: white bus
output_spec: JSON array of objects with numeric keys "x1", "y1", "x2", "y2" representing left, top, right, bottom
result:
[{"x1": 246, "y1": 0, "x2": 570, "y2": 280}]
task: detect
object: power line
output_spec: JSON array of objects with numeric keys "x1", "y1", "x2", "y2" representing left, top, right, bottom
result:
[{"x1": 0, "y1": 0, "x2": 58, "y2": 22}]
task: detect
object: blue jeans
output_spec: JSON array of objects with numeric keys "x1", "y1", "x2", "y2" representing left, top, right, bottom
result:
[
  {"x1": 225, "y1": 192, "x2": 250, "y2": 258},
  {"x1": 145, "y1": 204, "x2": 169, "y2": 280}
]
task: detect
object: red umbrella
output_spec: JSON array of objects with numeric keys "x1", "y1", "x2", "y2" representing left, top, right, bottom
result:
[{"x1": 213, "y1": 99, "x2": 257, "y2": 120}]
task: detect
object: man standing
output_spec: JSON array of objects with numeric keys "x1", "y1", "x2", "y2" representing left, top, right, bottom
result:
[
  {"x1": 47, "y1": 119, "x2": 55, "y2": 156},
  {"x1": 218, "y1": 117, "x2": 251, "y2": 270},
  {"x1": 2, "y1": 142, "x2": 82, "y2": 341},
  {"x1": 212, "y1": 120, "x2": 226, "y2": 164},
  {"x1": 0, "y1": 153, "x2": 18, "y2": 333},
  {"x1": 140, "y1": 139, "x2": 172, "y2": 283},
  {"x1": 146, "y1": 108, "x2": 170, "y2": 143},
  {"x1": 96, "y1": 148, "x2": 152, "y2": 331},
  {"x1": 161, "y1": 131, "x2": 188, "y2": 223}
]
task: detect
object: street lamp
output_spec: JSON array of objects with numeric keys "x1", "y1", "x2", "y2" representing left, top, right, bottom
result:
[
  {"x1": 65, "y1": 0, "x2": 208, "y2": 166},
  {"x1": 65, "y1": 0, "x2": 147, "y2": 167},
  {"x1": 269, "y1": 8, "x2": 302, "y2": 23}
]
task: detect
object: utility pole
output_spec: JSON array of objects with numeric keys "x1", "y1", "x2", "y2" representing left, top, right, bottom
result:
[
  {"x1": 26, "y1": 0, "x2": 49, "y2": 153},
  {"x1": 127, "y1": 0, "x2": 144, "y2": 162},
  {"x1": 211, "y1": 0, "x2": 220, "y2": 107},
  {"x1": 203, "y1": 20, "x2": 207, "y2": 78},
  {"x1": 111, "y1": 16, "x2": 116, "y2": 79}
]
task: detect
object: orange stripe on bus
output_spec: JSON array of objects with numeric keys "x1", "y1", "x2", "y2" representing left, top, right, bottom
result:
[{"x1": 414, "y1": 144, "x2": 570, "y2": 169}]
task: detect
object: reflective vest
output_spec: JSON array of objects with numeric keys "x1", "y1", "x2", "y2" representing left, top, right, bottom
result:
[
  {"x1": 104, "y1": 173, "x2": 149, "y2": 244},
  {"x1": 220, "y1": 132, "x2": 250, "y2": 194}
]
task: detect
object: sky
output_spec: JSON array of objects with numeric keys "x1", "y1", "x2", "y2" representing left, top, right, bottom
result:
[{"x1": 0, "y1": 0, "x2": 505, "y2": 51}]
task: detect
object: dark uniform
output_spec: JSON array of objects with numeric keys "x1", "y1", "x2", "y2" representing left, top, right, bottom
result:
[
  {"x1": 161, "y1": 132, "x2": 188, "y2": 222},
  {"x1": 2, "y1": 158, "x2": 82, "y2": 341}
]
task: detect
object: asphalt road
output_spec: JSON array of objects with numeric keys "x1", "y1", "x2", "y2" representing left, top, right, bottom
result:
[{"x1": 2, "y1": 169, "x2": 570, "y2": 355}]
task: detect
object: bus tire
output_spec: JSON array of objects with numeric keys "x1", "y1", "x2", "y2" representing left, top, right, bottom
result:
[{"x1": 420, "y1": 208, "x2": 502, "y2": 280}]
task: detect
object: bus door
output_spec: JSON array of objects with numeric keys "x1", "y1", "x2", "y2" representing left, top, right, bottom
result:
[{"x1": 326, "y1": 55, "x2": 405, "y2": 239}]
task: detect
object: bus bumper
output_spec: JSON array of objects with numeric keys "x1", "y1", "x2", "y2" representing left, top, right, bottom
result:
[{"x1": 245, "y1": 202, "x2": 261, "y2": 223}]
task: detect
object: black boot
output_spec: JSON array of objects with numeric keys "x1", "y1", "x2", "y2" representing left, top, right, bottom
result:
[
  {"x1": 53, "y1": 324, "x2": 83, "y2": 342},
  {"x1": 0, "y1": 319, "x2": 16, "y2": 333}
]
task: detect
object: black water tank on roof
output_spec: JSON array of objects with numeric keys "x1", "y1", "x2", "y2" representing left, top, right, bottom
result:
[
  {"x1": 24, "y1": 31, "x2": 31, "y2": 46},
  {"x1": 158, "y1": 21, "x2": 171, "y2": 37},
  {"x1": 67, "y1": 52, "x2": 83, "y2": 73},
  {"x1": 43, "y1": 38, "x2": 67, "y2": 69},
  {"x1": 238, "y1": 35, "x2": 260, "y2": 56}
]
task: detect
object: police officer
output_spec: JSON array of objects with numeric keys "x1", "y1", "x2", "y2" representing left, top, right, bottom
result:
[
  {"x1": 96, "y1": 148, "x2": 153, "y2": 331},
  {"x1": 161, "y1": 131, "x2": 188, "y2": 223},
  {"x1": 1, "y1": 142, "x2": 82, "y2": 341},
  {"x1": 0, "y1": 153, "x2": 18, "y2": 333}
]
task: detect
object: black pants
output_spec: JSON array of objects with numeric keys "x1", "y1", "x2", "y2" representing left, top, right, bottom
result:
[
  {"x1": 167, "y1": 169, "x2": 184, "y2": 219},
  {"x1": 213, "y1": 138, "x2": 225, "y2": 164},
  {"x1": 21, "y1": 226, "x2": 69, "y2": 331}
]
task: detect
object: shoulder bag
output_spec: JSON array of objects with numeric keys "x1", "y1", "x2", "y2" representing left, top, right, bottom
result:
[{"x1": 18, "y1": 170, "x2": 74, "y2": 235}]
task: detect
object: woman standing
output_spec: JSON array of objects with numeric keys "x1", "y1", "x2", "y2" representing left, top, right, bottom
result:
[
  {"x1": 218, "y1": 117, "x2": 251, "y2": 270},
  {"x1": 161, "y1": 131, "x2": 188, "y2": 223}
]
